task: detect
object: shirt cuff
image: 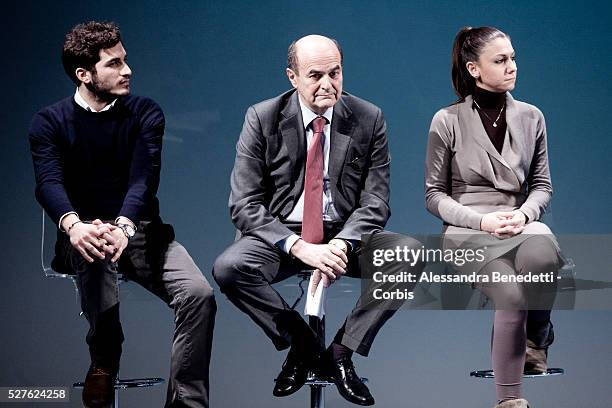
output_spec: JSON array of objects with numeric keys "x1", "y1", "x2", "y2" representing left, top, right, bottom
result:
[
  {"x1": 58, "y1": 211, "x2": 79, "y2": 232},
  {"x1": 115, "y1": 216, "x2": 136, "y2": 229},
  {"x1": 277, "y1": 234, "x2": 301, "y2": 254}
]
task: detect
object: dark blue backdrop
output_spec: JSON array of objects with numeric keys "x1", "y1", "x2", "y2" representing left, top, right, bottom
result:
[{"x1": 2, "y1": 1, "x2": 611, "y2": 407}]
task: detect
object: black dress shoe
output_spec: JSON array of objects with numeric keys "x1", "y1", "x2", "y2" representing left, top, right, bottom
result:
[
  {"x1": 323, "y1": 353, "x2": 374, "y2": 406},
  {"x1": 82, "y1": 364, "x2": 115, "y2": 408},
  {"x1": 273, "y1": 346, "x2": 313, "y2": 397}
]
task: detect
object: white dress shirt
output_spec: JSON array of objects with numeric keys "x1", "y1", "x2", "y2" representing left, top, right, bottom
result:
[
  {"x1": 279, "y1": 98, "x2": 340, "y2": 253},
  {"x1": 74, "y1": 88, "x2": 117, "y2": 112}
]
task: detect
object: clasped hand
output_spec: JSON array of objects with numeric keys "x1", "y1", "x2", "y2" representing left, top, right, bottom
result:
[
  {"x1": 68, "y1": 219, "x2": 128, "y2": 263},
  {"x1": 290, "y1": 239, "x2": 348, "y2": 295},
  {"x1": 480, "y1": 210, "x2": 526, "y2": 239}
]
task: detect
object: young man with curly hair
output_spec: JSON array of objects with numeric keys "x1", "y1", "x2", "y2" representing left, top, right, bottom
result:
[{"x1": 29, "y1": 21, "x2": 216, "y2": 408}]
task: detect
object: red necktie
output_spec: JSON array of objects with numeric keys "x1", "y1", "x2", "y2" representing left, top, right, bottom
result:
[{"x1": 302, "y1": 116, "x2": 326, "y2": 244}]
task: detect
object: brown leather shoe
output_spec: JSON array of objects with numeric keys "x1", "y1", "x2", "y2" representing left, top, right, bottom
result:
[
  {"x1": 524, "y1": 339, "x2": 548, "y2": 374},
  {"x1": 82, "y1": 364, "x2": 115, "y2": 408},
  {"x1": 494, "y1": 398, "x2": 530, "y2": 408}
]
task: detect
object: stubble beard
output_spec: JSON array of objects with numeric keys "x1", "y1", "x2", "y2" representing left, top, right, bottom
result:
[{"x1": 85, "y1": 71, "x2": 127, "y2": 102}]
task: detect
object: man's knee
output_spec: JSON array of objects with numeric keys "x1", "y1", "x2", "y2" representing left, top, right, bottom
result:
[
  {"x1": 212, "y1": 250, "x2": 239, "y2": 291},
  {"x1": 369, "y1": 232, "x2": 422, "y2": 251},
  {"x1": 182, "y1": 279, "x2": 216, "y2": 312},
  {"x1": 393, "y1": 233, "x2": 426, "y2": 270}
]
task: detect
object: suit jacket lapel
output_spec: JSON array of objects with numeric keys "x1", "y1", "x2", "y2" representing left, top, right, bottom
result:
[
  {"x1": 279, "y1": 91, "x2": 305, "y2": 170},
  {"x1": 504, "y1": 93, "x2": 525, "y2": 162},
  {"x1": 329, "y1": 96, "x2": 354, "y2": 183},
  {"x1": 502, "y1": 93, "x2": 528, "y2": 189}
]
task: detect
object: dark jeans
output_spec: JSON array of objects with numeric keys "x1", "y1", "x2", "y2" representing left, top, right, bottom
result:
[{"x1": 54, "y1": 221, "x2": 216, "y2": 408}]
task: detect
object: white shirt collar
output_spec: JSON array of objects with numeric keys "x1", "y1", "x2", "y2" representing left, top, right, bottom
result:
[
  {"x1": 74, "y1": 88, "x2": 117, "y2": 112},
  {"x1": 297, "y1": 96, "x2": 333, "y2": 130}
]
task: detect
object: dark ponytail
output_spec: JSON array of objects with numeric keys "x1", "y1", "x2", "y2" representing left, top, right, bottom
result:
[{"x1": 451, "y1": 26, "x2": 508, "y2": 101}]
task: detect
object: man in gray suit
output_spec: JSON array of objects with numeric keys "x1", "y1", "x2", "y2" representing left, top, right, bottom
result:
[{"x1": 213, "y1": 35, "x2": 420, "y2": 406}]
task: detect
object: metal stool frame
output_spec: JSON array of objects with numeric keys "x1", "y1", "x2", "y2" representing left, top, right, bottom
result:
[
  {"x1": 470, "y1": 368, "x2": 565, "y2": 379},
  {"x1": 290, "y1": 270, "x2": 368, "y2": 408},
  {"x1": 292, "y1": 271, "x2": 334, "y2": 408}
]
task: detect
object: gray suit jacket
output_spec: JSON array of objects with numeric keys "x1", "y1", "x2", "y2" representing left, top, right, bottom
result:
[
  {"x1": 425, "y1": 93, "x2": 553, "y2": 230},
  {"x1": 229, "y1": 89, "x2": 390, "y2": 248}
]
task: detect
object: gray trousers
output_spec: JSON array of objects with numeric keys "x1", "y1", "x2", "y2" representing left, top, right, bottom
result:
[
  {"x1": 54, "y1": 221, "x2": 216, "y2": 408},
  {"x1": 212, "y1": 227, "x2": 423, "y2": 357}
]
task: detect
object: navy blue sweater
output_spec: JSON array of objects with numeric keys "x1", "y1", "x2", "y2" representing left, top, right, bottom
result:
[{"x1": 29, "y1": 95, "x2": 165, "y2": 225}]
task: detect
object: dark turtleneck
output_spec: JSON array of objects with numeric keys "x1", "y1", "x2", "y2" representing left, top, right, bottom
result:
[{"x1": 472, "y1": 86, "x2": 506, "y2": 154}]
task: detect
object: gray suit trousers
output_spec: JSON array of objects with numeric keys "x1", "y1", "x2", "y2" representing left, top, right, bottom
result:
[{"x1": 213, "y1": 227, "x2": 423, "y2": 357}]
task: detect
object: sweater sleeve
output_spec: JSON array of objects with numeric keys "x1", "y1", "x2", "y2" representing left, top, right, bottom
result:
[
  {"x1": 29, "y1": 109, "x2": 75, "y2": 225},
  {"x1": 118, "y1": 99, "x2": 165, "y2": 224}
]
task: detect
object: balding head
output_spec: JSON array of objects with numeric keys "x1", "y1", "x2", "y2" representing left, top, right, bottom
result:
[
  {"x1": 286, "y1": 35, "x2": 344, "y2": 114},
  {"x1": 287, "y1": 35, "x2": 343, "y2": 74}
]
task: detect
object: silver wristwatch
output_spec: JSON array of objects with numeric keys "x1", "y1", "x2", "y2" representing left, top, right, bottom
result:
[{"x1": 117, "y1": 223, "x2": 136, "y2": 239}]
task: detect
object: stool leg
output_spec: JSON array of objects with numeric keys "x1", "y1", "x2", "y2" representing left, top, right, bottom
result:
[
  {"x1": 308, "y1": 316, "x2": 325, "y2": 347},
  {"x1": 310, "y1": 385, "x2": 324, "y2": 408},
  {"x1": 308, "y1": 315, "x2": 325, "y2": 408},
  {"x1": 113, "y1": 369, "x2": 119, "y2": 408}
]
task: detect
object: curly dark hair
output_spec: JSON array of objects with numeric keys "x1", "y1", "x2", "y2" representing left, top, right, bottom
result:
[{"x1": 62, "y1": 21, "x2": 122, "y2": 85}]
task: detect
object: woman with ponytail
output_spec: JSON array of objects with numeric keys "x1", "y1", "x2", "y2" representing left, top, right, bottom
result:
[{"x1": 425, "y1": 27, "x2": 562, "y2": 408}]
